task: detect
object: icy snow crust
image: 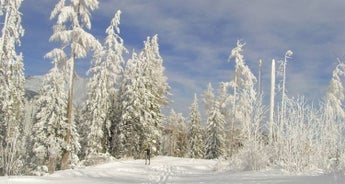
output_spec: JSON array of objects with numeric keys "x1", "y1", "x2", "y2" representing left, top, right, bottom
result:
[{"x1": 0, "y1": 157, "x2": 343, "y2": 184}]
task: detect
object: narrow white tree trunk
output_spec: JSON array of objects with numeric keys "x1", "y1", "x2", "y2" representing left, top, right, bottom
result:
[
  {"x1": 269, "y1": 59, "x2": 275, "y2": 143},
  {"x1": 61, "y1": 55, "x2": 75, "y2": 170}
]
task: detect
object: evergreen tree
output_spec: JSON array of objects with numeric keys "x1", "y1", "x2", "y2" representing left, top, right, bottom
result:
[
  {"x1": 138, "y1": 35, "x2": 170, "y2": 154},
  {"x1": 49, "y1": 0, "x2": 101, "y2": 169},
  {"x1": 203, "y1": 83, "x2": 215, "y2": 114},
  {"x1": 320, "y1": 61, "x2": 345, "y2": 169},
  {"x1": 188, "y1": 94, "x2": 204, "y2": 158},
  {"x1": 31, "y1": 63, "x2": 70, "y2": 174},
  {"x1": 117, "y1": 52, "x2": 144, "y2": 158},
  {"x1": 82, "y1": 10, "x2": 126, "y2": 158},
  {"x1": 144, "y1": 35, "x2": 170, "y2": 106},
  {"x1": 117, "y1": 36, "x2": 170, "y2": 158},
  {"x1": 0, "y1": 0, "x2": 25, "y2": 175},
  {"x1": 205, "y1": 101, "x2": 225, "y2": 159}
]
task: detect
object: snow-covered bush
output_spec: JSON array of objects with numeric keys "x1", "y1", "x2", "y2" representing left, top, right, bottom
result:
[
  {"x1": 31, "y1": 166, "x2": 48, "y2": 176},
  {"x1": 229, "y1": 138, "x2": 271, "y2": 171},
  {"x1": 81, "y1": 153, "x2": 115, "y2": 166}
]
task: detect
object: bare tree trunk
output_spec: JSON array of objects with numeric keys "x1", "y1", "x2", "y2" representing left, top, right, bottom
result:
[
  {"x1": 230, "y1": 74, "x2": 237, "y2": 157},
  {"x1": 269, "y1": 59, "x2": 276, "y2": 143},
  {"x1": 48, "y1": 156, "x2": 56, "y2": 174},
  {"x1": 258, "y1": 59, "x2": 263, "y2": 98},
  {"x1": 61, "y1": 56, "x2": 75, "y2": 170}
]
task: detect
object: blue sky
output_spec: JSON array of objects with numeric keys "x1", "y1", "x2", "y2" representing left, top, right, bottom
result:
[{"x1": 19, "y1": 0, "x2": 345, "y2": 116}]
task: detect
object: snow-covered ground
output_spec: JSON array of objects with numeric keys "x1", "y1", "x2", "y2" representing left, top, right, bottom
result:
[{"x1": 0, "y1": 156, "x2": 344, "y2": 184}]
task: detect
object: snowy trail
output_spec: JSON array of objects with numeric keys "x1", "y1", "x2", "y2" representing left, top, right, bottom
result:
[{"x1": 0, "y1": 156, "x2": 343, "y2": 184}]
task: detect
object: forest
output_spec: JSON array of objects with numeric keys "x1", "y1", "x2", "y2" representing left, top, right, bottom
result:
[{"x1": 1, "y1": 0, "x2": 345, "y2": 177}]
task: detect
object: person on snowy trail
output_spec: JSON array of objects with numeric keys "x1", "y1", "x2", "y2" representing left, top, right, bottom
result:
[{"x1": 145, "y1": 146, "x2": 150, "y2": 165}]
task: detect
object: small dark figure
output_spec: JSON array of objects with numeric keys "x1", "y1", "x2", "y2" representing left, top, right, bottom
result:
[{"x1": 145, "y1": 147, "x2": 150, "y2": 165}]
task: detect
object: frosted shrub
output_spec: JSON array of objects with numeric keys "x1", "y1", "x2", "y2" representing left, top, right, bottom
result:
[
  {"x1": 337, "y1": 152, "x2": 345, "y2": 171},
  {"x1": 230, "y1": 140, "x2": 271, "y2": 171},
  {"x1": 82, "y1": 153, "x2": 114, "y2": 166},
  {"x1": 32, "y1": 166, "x2": 48, "y2": 176},
  {"x1": 213, "y1": 158, "x2": 228, "y2": 172}
]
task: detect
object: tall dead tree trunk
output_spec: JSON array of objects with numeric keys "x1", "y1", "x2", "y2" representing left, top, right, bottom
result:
[{"x1": 61, "y1": 56, "x2": 75, "y2": 170}]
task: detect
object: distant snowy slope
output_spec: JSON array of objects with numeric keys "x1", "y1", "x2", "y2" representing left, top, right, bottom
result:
[
  {"x1": 25, "y1": 75, "x2": 45, "y2": 93},
  {"x1": 25, "y1": 73, "x2": 88, "y2": 106},
  {"x1": 0, "y1": 157, "x2": 342, "y2": 184}
]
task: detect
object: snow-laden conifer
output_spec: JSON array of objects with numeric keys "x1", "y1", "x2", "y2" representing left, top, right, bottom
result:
[
  {"x1": 0, "y1": 0, "x2": 25, "y2": 175},
  {"x1": 118, "y1": 51, "x2": 154, "y2": 158},
  {"x1": 82, "y1": 10, "x2": 126, "y2": 160},
  {"x1": 188, "y1": 94, "x2": 204, "y2": 158},
  {"x1": 205, "y1": 101, "x2": 225, "y2": 159},
  {"x1": 117, "y1": 52, "x2": 143, "y2": 158},
  {"x1": 203, "y1": 85, "x2": 226, "y2": 159},
  {"x1": 137, "y1": 35, "x2": 170, "y2": 155},
  {"x1": 141, "y1": 35, "x2": 170, "y2": 106},
  {"x1": 319, "y1": 61, "x2": 345, "y2": 170},
  {"x1": 117, "y1": 36, "x2": 170, "y2": 158},
  {"x1": 32, "y1": 63, "x2": 68, "y2": 174},
  {"x1": 203, "y1": 83, "x2": 215, "y2": 114},
  {"x1": 49, "y1": 0, "x2": 101, "y2": 169}
]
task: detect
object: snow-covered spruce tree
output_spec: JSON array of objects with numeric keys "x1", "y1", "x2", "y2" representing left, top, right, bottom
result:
[
  {"x1": 162, "y1": 109, "x2": 188, "y2": 157},
  {"x1": 142, "y1": 35, "x2": 170, "y2": 106},
  {"x1": 0, "y1": 0, "x2": 25, "y2": 176},
  {"x1": 203, "y1": 83, "x2": 226, "y2": 159},
  {"x1": 102, "y1": 10, "x2": 127, "y2": 158},
  {"x1": 227, "y1": 40, "x2": 257, "y2": 156},
  {"x1": 188, "y1": 94, "x2": 204, "y2": 159},
  {"x1": 203, "y1": 82, "x2": 235, "y2": 158},
  {"x1": 203, "y1": 83, "x2": 216, "y2": 114},
  {"x1": 31, "y1": 62, "x2": 69, "y2": 174},
  {"x1": 109, "y1": 92, "x2": 123, "y2": 158},
  {"x1": 118, "y1": 36, "x2": 170, "y2": 158},
  {"x1": 205, "y1": 101, "x2": 226, "y2": 159},
  {"x1": 117, "y1": 52, "x2": 144, "y2": 158},
  {"x1": 319, "y1": 61, "x2": 345, "y2": 171},
  {"x1": 22, "y1": 93, "x2": 39, "y2": 174},
  {"x1": 217, "y1": 82, "x2": 232, "y2": 122},
  {"x1": 137, "y1": 35, "x2": 170, "y2": 155},
  {"x1": 49, "y1": 0, "x2": 101, "y2": 169},
  {"x1": 82, "y1": 10, "x2": 126, "y2": 162}
]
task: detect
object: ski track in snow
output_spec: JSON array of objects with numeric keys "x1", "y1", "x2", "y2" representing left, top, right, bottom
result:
[{"x1": 0, "y1": 156, "x2": 344, "y2": 184}]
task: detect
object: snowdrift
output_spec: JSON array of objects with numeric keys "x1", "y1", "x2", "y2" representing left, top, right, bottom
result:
[{"x1": 0, "y1": 156, "x2": 343, "y2": 184}]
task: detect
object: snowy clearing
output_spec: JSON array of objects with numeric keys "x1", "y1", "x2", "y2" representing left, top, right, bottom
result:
[{"x1": 0, "y1": 156, "x2": 343, "y2": 184}]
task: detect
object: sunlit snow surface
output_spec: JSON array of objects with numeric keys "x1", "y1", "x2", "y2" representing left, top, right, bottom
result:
[{"x1": 1, "y1": 157, "x2": 344, "y2": 184}]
